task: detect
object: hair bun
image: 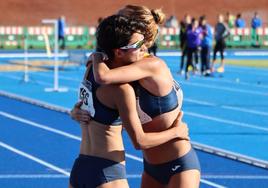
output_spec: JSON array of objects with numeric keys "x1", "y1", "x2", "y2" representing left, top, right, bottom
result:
[{"x1": 151, "y1": 9, "x2": 165, "y2": 24}]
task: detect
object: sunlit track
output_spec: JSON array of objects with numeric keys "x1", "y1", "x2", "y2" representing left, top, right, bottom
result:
[
  {"x1": 1, "y1": 50, "x2": 268, "y2": 188},
  {"x1": 0, "y1": 73, "x2": 267, "y2": 131},
  {"x1": 0, "y1": 109, "x2": 225, "y2": 188}
]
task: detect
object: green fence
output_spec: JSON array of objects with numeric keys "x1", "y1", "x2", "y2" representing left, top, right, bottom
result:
[{"x1": 0, "y1": 26, "x2": 268, "y2": 49}]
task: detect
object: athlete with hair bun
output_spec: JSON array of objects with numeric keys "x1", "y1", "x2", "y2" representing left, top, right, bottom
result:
[{"x1": 72, "y1": 5, "x2": 200, "y2": 188}]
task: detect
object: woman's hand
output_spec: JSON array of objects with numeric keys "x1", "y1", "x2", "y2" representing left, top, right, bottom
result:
[
  {"x1": 171, "y1": 111, "x2": 190, "y2": 141},
  {"x1": 86, "y1": 52, "x2": 108, "y2": 67},
  {"x1": 70, "y1": 101, "x2": 91, "y2": 125}
]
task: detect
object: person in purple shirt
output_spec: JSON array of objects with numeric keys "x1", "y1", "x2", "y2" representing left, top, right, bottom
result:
[{"x1": 185, "y1": 18, "x2": 202, "y2": 80}]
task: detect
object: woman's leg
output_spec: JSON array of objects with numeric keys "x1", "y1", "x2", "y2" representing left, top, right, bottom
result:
[
  {"x1": 98, "y1": 179, "x2": 129, "y2": 188},
  {"x1": 141, "y1": 171, "x2": 166, "y2": 188},
  {"x1": 168, "y1": 169, "x2": 200, "y2": 188}
]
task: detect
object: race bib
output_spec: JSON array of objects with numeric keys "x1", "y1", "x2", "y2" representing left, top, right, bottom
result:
[
  {"x1": 173, "y1": 80, "x2": 183, "y2": 110},
  {"x1": 78, "y1": 81, "x2": 95, "y2": 116}
]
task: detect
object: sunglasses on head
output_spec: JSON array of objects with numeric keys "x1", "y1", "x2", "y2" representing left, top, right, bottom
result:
[{"x1": 120, "y1": 36, "x2": 145, "y2": 50}]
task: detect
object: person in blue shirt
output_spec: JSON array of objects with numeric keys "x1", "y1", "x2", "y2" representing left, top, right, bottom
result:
[
  {"x1": 251, "y1": 12, "x2": 263, "y2": 44},
  {"x1": 235, "y1": 13, "x2": 246, "y2": 28},
  {"x1": 199, "y1": 15, "x2": 213, "y2": 76},
  {"x1": 58, "y1": 16, "x2": 65, "y2": 49},
  {"x1": 251, "y1": 12, "x2": 262, "y2": 29}
]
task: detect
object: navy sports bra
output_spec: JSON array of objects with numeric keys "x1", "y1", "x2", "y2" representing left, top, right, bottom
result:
[
  {"x1": 136, "y1": 80, "x2": 183, "y2": 124},
  {"x1": 78, "y1": 67, "x2": 121, "y2": 125}
]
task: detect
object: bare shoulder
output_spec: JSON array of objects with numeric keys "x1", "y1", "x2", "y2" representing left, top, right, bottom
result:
[{"x1": 136, "y1": 56, "x2": 166, "y2": 71}]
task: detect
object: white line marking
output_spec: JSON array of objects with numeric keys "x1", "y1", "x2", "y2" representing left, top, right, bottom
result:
[
  {"x1": 1, "y1": 173, "x2": 267, "y2": 180},
  {"x1": 185, "y1": 111, "x2": 268, "y2": 132},
  {"x1": 0, "y1": 110, "x2": 224, "y2": 188},
  {"x1": 234, "y1": 52, "x2": 268, "y2": 56},
  {"x1": 203, "y1": 175, "x2": 268, "y2": 179},
  {"x1": 0, "y1": 53, "x2": 68, "y2": 58},
  {"x1": 0, "y1": 141, "x2": 70, "y2": 176},
  {"x1": 184, "y1": 98, "x2": 268, "y2": 117},
  {"x1": 181, "y1": 81, "x2": 268, "y2": 96},
  {"x1": 0, "y1": 174, "x2": 67, "y2": 179},
  {"x1": 0, "y1": 174, "x2": 144, "y2": 179},
  {"x1": 0, "y1": 111, "x2": 80, "y2": 141},
  {"x1": 200, "y1": 179, "x2": 226, "y2": 188}
]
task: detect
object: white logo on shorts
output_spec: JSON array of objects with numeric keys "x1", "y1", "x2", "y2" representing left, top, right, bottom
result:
[{"x1": 171, "y1": 165, "x2": 181, "y2": 171}]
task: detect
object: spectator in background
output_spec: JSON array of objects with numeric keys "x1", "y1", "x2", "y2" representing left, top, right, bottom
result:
[
  {"x1": 226, "y1": 12, "x2": 235, "y2": 28},
  {"x1": 185, "y1": 18, "x2": 202, "y2": 80},
  {"x1": 170, "y1": 15, "x2": 179, "y2": 28},
  {"x1": 58, "y1": 16, "x2": 66, "y2": 49},
  {"x1": 199, "y1": 15, "x2": 213, "y2": 76},
  {"x1": 251, "y1": 12, "x2": 262, "y2": 29},
  {"x1": 165, "y1": 15, "x2": 179, "y2": 28},
  {"x1": 178, "y1": 14, "x2": 191, "y2": 74},
  {"x1": 211, "y1": 14, "x2": 229, "y2": 73},
  {"x1": 251, "y1": 12, "x2": 262, "y2": 45},
  {"x1": 235, "y1": 13, "x2": 246, "y2": 28}
]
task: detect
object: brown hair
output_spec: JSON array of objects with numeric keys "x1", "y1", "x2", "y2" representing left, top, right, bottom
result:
[
  {"x1": 96, "y1": 14, "x2": 146, "y2": 60},
  {"x1": 118, "y1": 5, "x2": 165, "y2": 47}
]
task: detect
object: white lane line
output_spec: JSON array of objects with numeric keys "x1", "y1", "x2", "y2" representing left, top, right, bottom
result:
[
  {"x1": 3, "y1": 72, "x2": 267, "y2": 119},
  {"x1": 185, "y1": 111, "x2": 268, "y2": 132},
  {"x1": 0, "y1": 111, "x2": 80, "y2": 141},
  {"x1": 0, "y1": 141, "x2": 70, "y2": 177},
  {"x1": 203, "y1": 175, "x2": 268, "y2": 179},
  {"x1": 0, "y1": 174, "x2": 67, "y2": 179},
  {"x1": 1, "y1": 173, "x2": 267, "y2": 180},
  {"x1": 0, "y1": 174, "x2": 142, "y2": 179},
  {"x1": 200, "y1": 179, "x2": 226, "y2": 188},
  {"x1": 179, "y1": 73, "x2": 268, "y2": 89},
  {"x1": 184, "y1": 98, "x2": 268, "y2": 117},
  {"x1": 0, "y1": 110, "x2": 225, "y2": 188},
  {"x1": 2, "y1": 70, "x2": 267, "y2": 97},
  {"x1": 181, "y1": 81, "x2": 268, "y2": 96}
]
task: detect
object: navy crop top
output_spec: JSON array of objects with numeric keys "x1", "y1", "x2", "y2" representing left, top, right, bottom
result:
[
  {"x1": 78, "y1": 67, "x2": 121, "y2": 125},
  {"x1": 136, "y1": 80, "x2": 183, "y2": 124}
]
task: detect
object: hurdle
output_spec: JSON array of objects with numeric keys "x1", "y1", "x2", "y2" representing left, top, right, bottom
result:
[
  {"x1": 23, "y1": 36, "x2": 29, "y2": 82},
  {"x1": 42, "y1": 19, "x2": 68, "y2": 92}
]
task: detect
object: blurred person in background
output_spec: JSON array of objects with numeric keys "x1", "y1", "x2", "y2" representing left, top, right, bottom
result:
[
  {"x1": 211, "y1": 14, "x2": 229, "y2": 73},
  {"x1": 226, "y1": 12, "x2": 235, "y2": 28},
  {"x1": 178, "y1": 14, "x2": 191, "y2": 75},
  {"x1": 251, "y1": 12, "x2": 263, "y2": 45},
  {"x1": 235, "y1": 13, "x2": 246, "y2": 28},
  {"x1": 185, "y1": 18, "x2": 202, "y2": 80},
  {"x1": 58, "y1": 15, "x2": 66, "y2": 49},
  {"x1": 199, "y1": 15, "x2": 213, "y2": 76},
  {"x1": 251, "y1": 12, "x2": 262, "y2": 29}
]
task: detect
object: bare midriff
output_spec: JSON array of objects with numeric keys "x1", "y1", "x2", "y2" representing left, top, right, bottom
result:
[
  {"x1": 142, "y1": 106, "x2": 191, "y2": 164},
  {"x1": 79, "y1": 121, "x2": 125, "y2": 164}
]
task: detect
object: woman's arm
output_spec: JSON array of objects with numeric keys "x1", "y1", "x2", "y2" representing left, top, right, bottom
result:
[
  {"x1": 115, "y1": 84, "x2": 189, "y2": 150},
  {"x1": 92, "y1": 53, "x2": 161, "y2": 84}
]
